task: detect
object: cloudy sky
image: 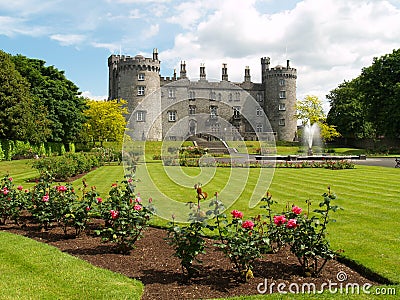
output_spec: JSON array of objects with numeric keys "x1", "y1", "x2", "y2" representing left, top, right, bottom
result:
[{"x1": 1, "y1": 0, "x2": 399, "y2": 110}]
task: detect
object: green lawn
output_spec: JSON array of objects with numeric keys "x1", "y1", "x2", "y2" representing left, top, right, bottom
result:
[
  {"x1": 0, "y1": 231, "x2": 143, "y2": 300},
  {"x1": 1, "y1": 158, "x2": 399, "y2": 299}
]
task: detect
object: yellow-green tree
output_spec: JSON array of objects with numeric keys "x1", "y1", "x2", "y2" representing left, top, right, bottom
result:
[
  {"x1": 81, "y1": 99, "x2": 128, "y2": 146},
  {"x1": 296, "y1": 95, "x2": 340, "y2": 142}
]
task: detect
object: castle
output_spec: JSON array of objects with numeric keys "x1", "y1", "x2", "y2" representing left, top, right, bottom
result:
[{"x1": 108, "y1": 49, "x2": 297, "y2": 142}]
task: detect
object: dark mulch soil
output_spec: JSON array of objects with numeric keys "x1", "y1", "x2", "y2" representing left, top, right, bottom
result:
[{"x1": 1, "y1": 219, "x2": 381, "y2": 300}]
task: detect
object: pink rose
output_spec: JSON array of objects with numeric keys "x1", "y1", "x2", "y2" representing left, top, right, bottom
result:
[
  {"x1": 110, "y1": 210, "x2": 119, "y2": 219},
  {"x1": 86, "y1": 206, "x2": 91, "y2": 211},
  {"x1": 127, "y1": 178, "x2": 133, "y2": 183},
  {"x1": 273, "y1": 215, "x2": 287, "y2": 226},
  {"x1": 231, "y1": 209, "x2": 244, "y2": 219},
  {"x1": 148, "y1": 197, "x2": 153, "y2": 203},
  {"x1": 241, "y1": 220, "x2": 254, "y2": 230},
  {"x1": 291, "y1": 206, "x2": 302, "y2": 215},
  {"x1": 96, "y1": 197, "x2": 102, "y2": 203},
  {"x1": 56, "y1": 185, "x2": 67, "y2": 192},
  {"x1": 135, "y1": 196, "x2": 142, "y2": 203},
  {"x1": 8, "y1": 177, "x2": 13, "y2": 182},
  {"x1": 134, "y1": 204, "x2": 142, "y2": 211},
  {"x1": 111, "y1": 183, "x2": 117, "y2": 187},
  {"x1": 2, "y1": 187, "x2": 9, "y2": 195},
  {"x1": 42, "y1": 194, "x2": 49, "y2": 202},
  {"x1": 286, "y1": 219, "x2": 297, "y2": 229},
  {"x1": 17, "y1": 185, "x2": 23, "y2": 191}
]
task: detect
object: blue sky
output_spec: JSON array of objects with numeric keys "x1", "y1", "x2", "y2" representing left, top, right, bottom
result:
[{"x1": 1, "y1": 0, "x2": 400, "y2": 109}]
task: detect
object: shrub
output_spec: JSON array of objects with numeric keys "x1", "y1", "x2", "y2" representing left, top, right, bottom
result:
[
  {"x1": 32, "y1": 152, "x2": 104, "y2": 180},
  {"x1": 0, "y1": 175, "x2": 28, "y2": 224},
  {"x1": 209, "y1": 195, "x2": 268, "y2": 282},
  {"x1": 166, "y1": 184, "x2": 209, "y2": 278},
  {"x1": 96, "y1": 176, "x2": 155, "y2": 254},
  {"x1": 260, "y1": 188, "x2": 340, "y2": 277}
]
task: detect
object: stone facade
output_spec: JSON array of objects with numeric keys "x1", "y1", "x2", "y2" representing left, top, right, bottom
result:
[{"x1": 108, "y1": 49, "x2": 297, "y2": 141}]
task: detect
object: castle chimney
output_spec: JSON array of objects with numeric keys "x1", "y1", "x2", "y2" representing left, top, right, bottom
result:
[
  {"x1": 153, "y1": 48, "x2": 158, "y2": 61},
  {"x1": 173, "y1": 69, "x2": 176, "y2": 80},
  {"x1": 222, "y1": 63, "x2": 228, "y2": 81},
  {"x1": 200, "y1": 63, "x2": 206, "y2": 80},
  {"x1": 287, "y1": 59, "x2": 290, "y2": 69},
  {"x1": 244, "y1": 66, "x2": 251, "y2": 82},
  {"x1": 180, "y1": 61, "x2": 187, "y2": 79}
]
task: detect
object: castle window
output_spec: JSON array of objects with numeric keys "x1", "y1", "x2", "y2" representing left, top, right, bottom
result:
[
  {"x1": 138, "y1": 86, "x2": 145, "y2": 96},
  {"x1": 279, "y1": 103, "x2": 286, "y2": 111},
  {"x1": 210, "y1": 91, "x2": 216, "y2": 101},
  {"x1": 189, "y1": 105, "x2": 196, "y2": 115},
  {"x1": 168, "y1": 111, "x2": 176, "y2": 122},
  {"x1": 189, "y1": 90, "x2": 195, "y2": 100},
  {"x1": 279, "y1": 118, "x2": 285, "y2": 126},
  {"x1": 256, "y1": 124, "x2": 263, "y2": 132},
  {"x1": 136, "y1": 110, "x2": 146, "y2": 122},
  {"x1": 279, "y1": 91, "x2": 286, "y2": 99},
  {"x1": 256, "y1": 107, "x2": 263, "y2": 117},
  {"x1": 210, "y1": 106, "x2": 218, "y2": 119},
  {"x1": 168, "y1": 89, "x2": 175, "y2": 98},
  {"x1": 228, "y1": 93, "x2": 233, "y2": 101},
  {"x1": 279, "y1": 79, "x2": 285, "y2": 86},
  {"x1": 233, "y1": 106, "x2": 240, "y2": 119},
  {"x1": 235, "y1": 91, "x2": 240, "y2": 101},
  {"x1": 138, "y1": 73, "x2": 145, "y2": 81},
  {"x1": 257, "y1": 93, "x2": 263, "y2": 102},
  {"x1": 218, "y1": 93, "x2": 222, "y2": 101}
]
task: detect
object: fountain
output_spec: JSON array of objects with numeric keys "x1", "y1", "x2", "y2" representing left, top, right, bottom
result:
[{"x1": 303, "y1": 121, "x2": 320, "y2": 156}]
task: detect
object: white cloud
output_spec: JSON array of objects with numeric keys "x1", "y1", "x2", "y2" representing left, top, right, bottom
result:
[
  {"x1": 0, "y1": 16, "x2": 48, "y2": 37},
  {"x1": 50, "y1": 34, "x2": 86, "y2": 46},
  {"x1": 107, "y1": 0, "x2": 171, "y2": 3},
  {"x1": 161, "y1": 0, "x2": 400, "y2": 106},
  {"x1": 92, "y1": 42, "x2": 119, "y2": 53},
  {"x1": 81, "y1": 91, "x2": 108, "y2": 101},
  {"x1": 146, "y1": 24, "x2": 159, "y2": 38}
]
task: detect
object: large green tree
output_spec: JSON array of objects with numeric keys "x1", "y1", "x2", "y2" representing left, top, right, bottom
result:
[
  {"x1": 327, "y1": 79, "x2": 375, "y2": 139},
  {"x1": 11, "y1": 55, "x2": 87, "y2": 142},
  {"x1": 327, "y1": 48, "x2": 400, "y2": 139},
  {"x1": 80, "y1": 99, "x2": 128, "y2": 146},
  {"x1": 0, "y1": 51, "x2": 50, "y2": 142},
  {"x1": 296, "y1": 95, "x2": 340, "y2": 142}
]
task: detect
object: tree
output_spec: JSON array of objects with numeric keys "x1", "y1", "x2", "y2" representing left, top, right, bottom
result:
[
  {"x1": 358, "y1": 49, "x2": 400, "y2": 138},
  {"x1": 327, "y1": 48, "x2": 400, "y2": 139},
  {"x1": 0, "y1": 50, "x2": 50, "y2": 142},
  {"x1": 80, "y1": 99, "x2": 128, "y2": 146},
  {"x1": 11, "y1": 55, "x2": 87, "y2": 142},
  {"x1": 327, "y1": 79, "x2": 376, "y2": 139},
  {"x1": 296, "y1": 95, "x2": 340, "y2": 142}
]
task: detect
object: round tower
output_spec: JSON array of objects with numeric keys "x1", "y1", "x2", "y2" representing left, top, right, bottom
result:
[
  {"x1": 108, "y1": 49, "x2": 161, "y2": 112},
  {"x1": 263, "y1": 60, "x2": 297, "y2": 141}
]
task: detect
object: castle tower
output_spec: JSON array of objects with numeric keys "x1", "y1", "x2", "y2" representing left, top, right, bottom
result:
[
  {"x1": 263, "y1": 59, "x2": 297, "y2": 141},
  {"x1": 107, "y1": 48, "x2": 161, "y2": 113}
]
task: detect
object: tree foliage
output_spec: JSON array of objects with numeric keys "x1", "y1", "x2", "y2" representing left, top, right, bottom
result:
[
  {"x1": 11, "y1": 54, "x2": 87, "y2": 142},
  {"x1": 80, "y1": 99, "x2": 128, "y2": 146},
  {"x1": 327, "y1": 48, "x2": 400, "y2": 139},
  {"x1": 0, "y1": 50, "x2": 50, "y2": 142},
  {"x1": 296, "y1": 95, "x2": 340, "y2": 142}
]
